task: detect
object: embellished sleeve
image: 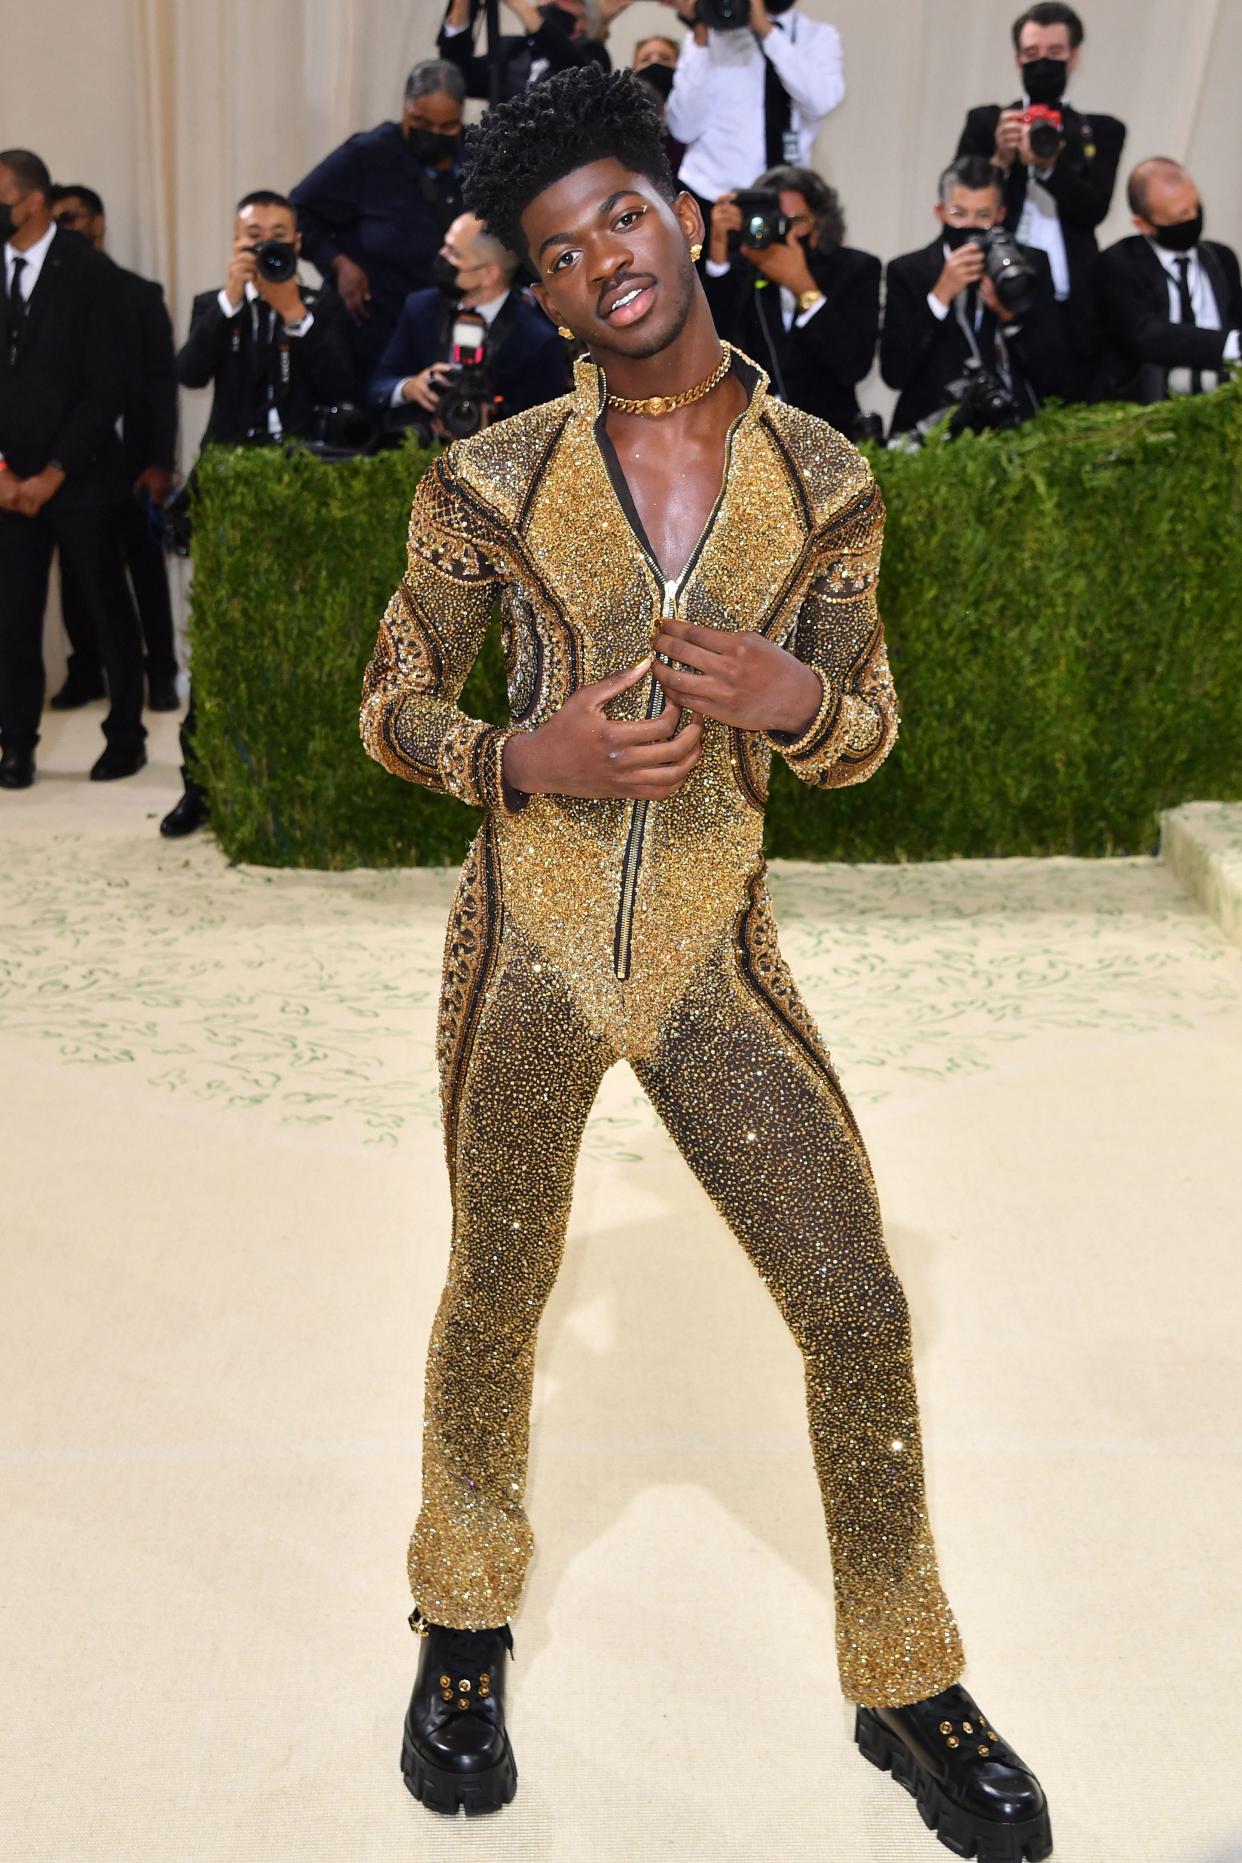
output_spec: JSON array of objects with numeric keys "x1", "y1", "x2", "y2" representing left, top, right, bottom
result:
[
  {"x1": 763, "y1": 475, "x2": 899, "y2": 789},
  {"x1": 360, "y1": 450, "x2": 522, "y2": 813}
]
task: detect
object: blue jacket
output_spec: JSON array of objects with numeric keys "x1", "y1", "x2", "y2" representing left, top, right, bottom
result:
[{"x1": 369, "y1": 285, "x2": 570, "y2": 418}]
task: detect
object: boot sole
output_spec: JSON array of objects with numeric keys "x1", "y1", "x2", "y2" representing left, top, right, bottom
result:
[
  {"x1": 854, "y1": 1706, "x2": 1053, "y2": 1862},
  {"x1": 400, "y1": 1730, "x2": 517, "y2": 1816}
]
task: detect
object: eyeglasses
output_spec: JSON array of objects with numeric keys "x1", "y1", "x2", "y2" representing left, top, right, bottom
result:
[{"x1": 943, "y1": 207, "x2": 999, "y2": 227}]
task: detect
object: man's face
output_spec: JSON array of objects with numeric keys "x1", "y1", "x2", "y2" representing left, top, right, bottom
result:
[
  {"x1": 936, "y1": 184, "x2": 1003, "y2": 233},
  {"x1": 403, "y1": 87, "x2": 464, "y2": 152},
  {"x1": 524, "y1": 157, "x2": 700, "y2": 361},
  {"x1": 52, "y1": 194, "x2": 106, "y2": 249},
  {"x1": 1135, "y1": 172, "x2": 1201, "y2": 237},
  {"x1": 441, "y1": 213, "x2": 497, "y2": 295},
  {"x1": 0, "y1": 164, "x2": 29, "y2": 225},
  {"x1": 778, "y1": 189, "x2": 816, "y2": 247},
  {"x1": 235, "y1": 202, "x2": 301, "y2": 253},
  {"x1": 1016, "y1": 20, "x2": 1079, "y2": 80},
  {"x1": 634, "y1": 38, "x2": 678, "y2": 71}
]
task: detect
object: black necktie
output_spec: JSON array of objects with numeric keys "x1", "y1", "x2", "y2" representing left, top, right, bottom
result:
[
  {"x1": 7, "y1": 255, "x2": 27, "y2": 356},
  {"x1": 1175, "y1": 256, "x2": 1202, "y2": 395},
  {"x1": 964, "y1": 282, "x2": 980, "y2": 332},
  {"x1": 763, "y1": 25, "x2": 792, "y2": 169}
]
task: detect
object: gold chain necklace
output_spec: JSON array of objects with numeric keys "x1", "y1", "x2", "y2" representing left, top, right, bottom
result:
[{"x1": 603, "y1": 343, "x2": 734, "y2": 418}]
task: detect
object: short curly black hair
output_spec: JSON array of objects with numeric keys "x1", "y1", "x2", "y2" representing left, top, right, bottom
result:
[{"x1": 462, "y1": 62, "x2": 675, "y2": 263}]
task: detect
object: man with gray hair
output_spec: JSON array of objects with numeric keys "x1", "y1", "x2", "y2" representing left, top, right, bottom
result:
[
  {"x1": 369, "y1": 212, "x2": 569, "y2": 427},
  {"x1": 291, "y1": 61, "x2": 468, "y2": 392},
  {"x1": 1094, "y1": 156, "x2": 1242, "y2": 402}
]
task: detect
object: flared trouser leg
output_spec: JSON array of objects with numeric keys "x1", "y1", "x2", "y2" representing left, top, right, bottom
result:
[{"x1": 630, "y1": 901, "x2": 967, "y2": 1707}]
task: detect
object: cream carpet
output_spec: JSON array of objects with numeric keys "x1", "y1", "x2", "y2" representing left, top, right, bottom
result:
[{"x1": 3, "y1": 706, "x2": 1241, "y2": 1863}]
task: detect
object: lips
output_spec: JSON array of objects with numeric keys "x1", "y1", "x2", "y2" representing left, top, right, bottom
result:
[{"x1": 601, "y1": 278, "x2": 656, "y2": 325}]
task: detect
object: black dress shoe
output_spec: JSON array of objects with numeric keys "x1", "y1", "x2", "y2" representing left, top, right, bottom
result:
[
  {"x1": 400, "y1": 1607, "x2": 517, "y2": 1816},
  {"x1": 855, "y1": 1681, "x2": 1053, "y2": 1861},
  {"x1": 159, "y1": 787, "x2": 209, "y2": 837},
  {"x1": 147, "y1": 675, "x2": 181, "y2": 712},
  {"x1": 0, "y1": 749, "x2": 36, "y2": 790},
  {"x1": 50, "y1": 675, "x2": 106, "y2": 710},
  {"x1": 89, "y1": 746, "x2": 148, "y2": 782}
]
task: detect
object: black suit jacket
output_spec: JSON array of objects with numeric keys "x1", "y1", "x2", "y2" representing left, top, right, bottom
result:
[
  {"x1": 956, "y1": 100, "x2": 1125, "y2": 351},
  {"x1": 368, "y1": 285, "x2": 569, "y2": 416},
  {"x1": 176, "y1": 281, "x2": 355, "y2": 445},
  {"x1": 0, "y1": 227, "x2": 127, "y2": 506},
  {"x1": 104, "y1": 258, "x2": 177, "y2": 477},
  {"x1": 1092, "y1": 235, "x2": 1242, "y2": 399},
  {"x1": 703, "y1": 244, "x2": 880, "y2": 435},
  {"x1": 880, "y1": 237, "x2": 1069, "y2": 434},
  {"x1": 437, "y1": 7, "x2": 609, "y2": 101}
]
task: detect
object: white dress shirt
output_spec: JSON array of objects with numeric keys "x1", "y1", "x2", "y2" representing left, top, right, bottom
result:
[
  {"x1": 390, "y1": 287, "x2": 510, "y2": 406},
  {"x1": 4, "y1": 219, "x2": 57, "y2": 302},
  {"x1": 667, "y1": 13, "x2": 844, "y2": 202},
  {"x1": 215, "y1": 279, "x2": 314, "y2": 438},
  {"x1": 1146, "y1": 237, "x2": 1240, "y2": 395},
  {"x1": 1011, "y1": 91, "x2": 1071, "y2": 302}
]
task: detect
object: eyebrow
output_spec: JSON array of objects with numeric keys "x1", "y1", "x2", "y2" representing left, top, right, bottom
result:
[{"x1": 536, "y1": 189, "x2": 643, "y2": 259}]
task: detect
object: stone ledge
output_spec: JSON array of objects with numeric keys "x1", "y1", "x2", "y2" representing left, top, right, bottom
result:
[{"x1": 1161, "y1": 802, "x2": 1242, "y2": 950}]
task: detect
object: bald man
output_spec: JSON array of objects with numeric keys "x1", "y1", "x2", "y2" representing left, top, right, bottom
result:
[{"x1": 1094, "y1": 156, "x2": 1242, "y2": 402}]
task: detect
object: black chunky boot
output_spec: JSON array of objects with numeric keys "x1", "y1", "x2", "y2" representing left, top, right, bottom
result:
[
  {"x1": 855, "y1": 1681, "x2": 1053, "y2": 1861},
  {"x1": 400, "y1": 1607, "x2": 517, "y2": 1815}
]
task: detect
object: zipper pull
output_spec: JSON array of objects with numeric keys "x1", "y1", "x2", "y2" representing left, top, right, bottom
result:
[{"x1": 662, "y1": 578, "x2": 677, "y2": 620}]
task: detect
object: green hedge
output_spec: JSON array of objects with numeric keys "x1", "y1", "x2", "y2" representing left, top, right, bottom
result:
[{"x1": 190, "y1": 386, "x2": 1242, "y2": 868}]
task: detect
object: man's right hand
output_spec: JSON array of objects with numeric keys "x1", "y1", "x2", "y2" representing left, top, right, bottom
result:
[
  {"x1": 993, "y1": 107, "x2": 1025, "y2": 170},
  {"x1": 709, "y1": 192, "x2": 742, "y2": 267},
  {"x1": 332, "y1": 253, "x2": 372, "y2": 322},
  {"x1": 401, "y1": 364, "x2": 456, "y2": 412},
  {"x1": 223, "y1": 238, "x2": 258, "y2": 311},
  {"x1": 502, "y1": 657, "x2": 704, "y2": 800},
  {"x1": 0, "y1": 469, "x2": 24, "y2": 514},
  {"x1": 932, "y1": 240, "x2": 985, "y2": 306}
]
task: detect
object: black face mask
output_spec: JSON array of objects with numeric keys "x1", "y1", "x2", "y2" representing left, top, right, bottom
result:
[
  {"x1": 432, "y1": 254, "x2": 460, "y2": 296},
  {"x1": 942, "y1": 223, "x2": 983, "y2": 251},
  {"x1": 766, "y1": 0, "x2": 797, "y2": 13},
  {"x1": 407, "y1": 126, "x2": 459, "y2": 166},
  {"x1": 0, "y1": 201, "x2": 18, "y2": 245},
  {"x1": 637, "y1": 63, "x2": 675, "y2": 102},
  {"x1": 1152, "y1": 208, "x2": 1203, "y2": 253},
  {"x1": 1022, "y1": 57, "x2": 1068, "y2": 105}
]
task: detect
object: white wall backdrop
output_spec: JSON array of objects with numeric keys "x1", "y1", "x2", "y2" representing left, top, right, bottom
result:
[{"x1": 3, "y1": 0, "x2": 1242, "y2": 454}]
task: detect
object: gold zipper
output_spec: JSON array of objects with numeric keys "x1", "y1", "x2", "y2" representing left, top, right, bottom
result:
[{"x1": 609, "y1": 399, "x2": 750, "y2": 983}]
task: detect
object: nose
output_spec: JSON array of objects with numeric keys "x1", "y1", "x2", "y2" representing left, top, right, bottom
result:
[{"x1": 590, "y1": 232, "x2": 638, "y2": 295}]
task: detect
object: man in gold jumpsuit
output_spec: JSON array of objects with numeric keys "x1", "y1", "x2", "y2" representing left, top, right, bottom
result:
[{"x1": 360, "y1": 61, "x2": 1052, "y2": 1862}]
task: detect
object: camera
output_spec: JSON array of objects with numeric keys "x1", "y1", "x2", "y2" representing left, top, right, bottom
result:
[
  {"x1": 728, "y1": 188, "x2": 793, "y2": 253},
  {"x1": 966, "y1": 225, "x2": 1039, "y2": 317},
  {"x1": 431, "y1": 310, "x2": 502, "y2": 438},
  {"x1": 1023, "y1": 105, "x2": 1065, "y2": 163},
  {"x1": 254, "y1": 238, "x2": 298, "y2": 283},
  {"x1": 305, "y1": 402, "x2": 379, "y2": 459},
  {"x1": 695, "y1": 0, "x2": 750, "y2": 25},
  {"x1": 920, "y1": 359, "x2": 1022, "y2": 439}
]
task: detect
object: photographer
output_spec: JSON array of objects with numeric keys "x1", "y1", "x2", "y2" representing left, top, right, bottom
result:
[
  {"x1": 661, "y1": 0, "x2": 844, "y2": 221},
  {"x1": 289, "y1": 63, "x2": 467, "y2": 393},
  {"x1": 1094, "y1": 158, "x2": 1242, "y2": 403},
  {"x1": 370, "y1": 212, "x2": 568, "y2": 429},
  {"x1": 166, "y1": 190, "x2": 353, "y2": 838},
  {"x1": 49, "y1": 184, "x2": 179, "y2": 714},
  {"x1": 881, "y1": 156, "x2": 1069, "y2": 439},
  {"x1": 955, "y1": 3, "x2": 1125, "y2": 392},
  {"x1": 176, "y1": 191, "x2": 353, "y2": 446},
  {"x1": 438, "y1": 0, "x2": 618, "y2": 101},
  {"x1": 704, "y1": 165, "x2": 878, "y2": 434}
]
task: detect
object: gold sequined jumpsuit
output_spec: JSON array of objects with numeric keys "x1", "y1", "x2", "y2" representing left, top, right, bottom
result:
[{"x1": 360, "y1": 349, "x2": 966, "y2": 1707}]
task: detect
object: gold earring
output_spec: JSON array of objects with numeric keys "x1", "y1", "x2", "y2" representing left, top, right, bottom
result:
[
  {"x1": 690, "y1": 242, "x2": 703, "y2": 261},
  {"x1": 557, "y1": 324, "x2": 573, "y2": 339}
]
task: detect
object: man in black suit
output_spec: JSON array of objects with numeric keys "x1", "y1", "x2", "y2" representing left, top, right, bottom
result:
[
  {"x1": 438, "y1": 0, "x2": 611, "y2": 103},
  {"x1": 0, "y1": 149, "x2": 145, "y2": 789},
  {"x1": 1094, "y1": 157, "x2": 1242, "y2": 403},
  {"x1": 49, "y1": 184, "x2": 180, "y2": 713},
  {"x1": 369, "y1": 211, "x2": 568, "y2": 424},
  {"x1": 163, "y1": 189, "x2": 354, "y2": 837},
  {"x1": 703, "y1": 164, "x2": 879, "y2": 436},
  {"x1": 881, "y1": 156, "x2": 1070, "y2": 438},
  {"x1": 955, "y1": 3, "x2": 1125, "y2": 394}
]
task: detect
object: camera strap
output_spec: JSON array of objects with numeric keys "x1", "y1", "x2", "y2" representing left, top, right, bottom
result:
[{"x1": 953, "y1": 287, "x2": 1015, "y2": 394}]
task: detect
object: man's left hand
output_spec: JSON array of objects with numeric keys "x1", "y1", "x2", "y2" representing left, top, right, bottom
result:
[
  {"x1": 12, "y1": 465, "x2": 66, "y2": 517},
  {"x1": 254, "y1": 271, "x2": 308, "y2": 325},
  {"x1": 650, "y1": 617, "x2": 823, "y2": 734},
  {"x1": 742, "y1": 227, "x2": 816, "y2": 297},
  {"x1": 978, "y1": 275, "x2": 1015, "y2": 323},
  {"x1": 133, "y1": 465, "x2": 174, "y2": 505}
]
